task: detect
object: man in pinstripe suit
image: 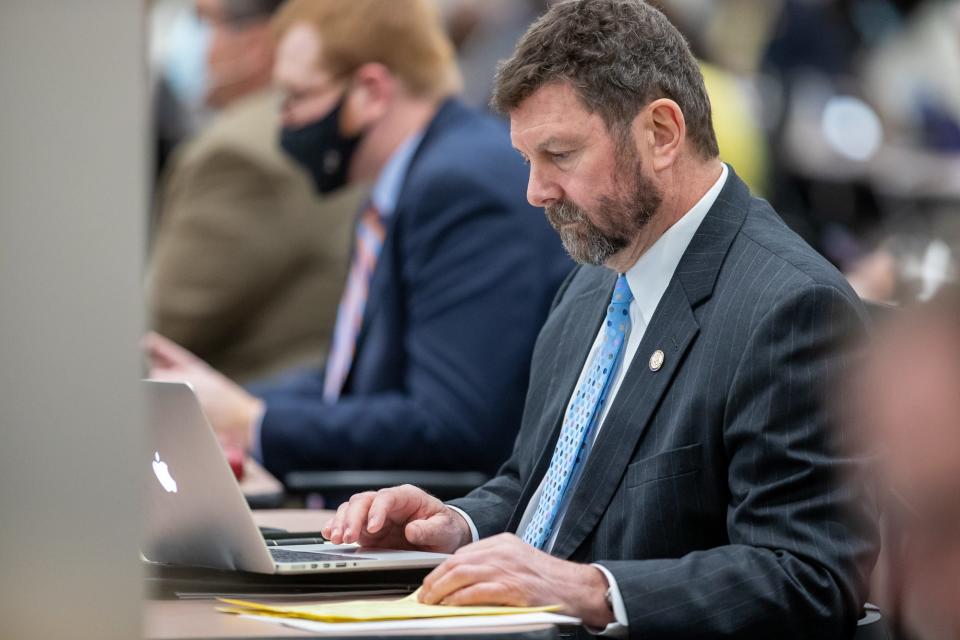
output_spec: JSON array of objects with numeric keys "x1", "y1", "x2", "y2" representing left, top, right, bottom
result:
[{"x1": 323, "y1": 1, "x2": 878, "y2": 637}]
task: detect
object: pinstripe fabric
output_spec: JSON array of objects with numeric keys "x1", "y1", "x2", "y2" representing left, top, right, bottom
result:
[{"x1": 448, "y1": 169, "x2": 878, "y2": 639}]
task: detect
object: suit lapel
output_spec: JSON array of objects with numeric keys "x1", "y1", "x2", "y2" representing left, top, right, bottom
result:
[
  {"x1": 505, "y1": 272, "x2": 615, "y2": 532},
  {"x1": 548, "y1": 167, "x2": 752, "y2": 559},
  {"x1": 551, "y1": 280, "x2": 699, "y2": 559}
]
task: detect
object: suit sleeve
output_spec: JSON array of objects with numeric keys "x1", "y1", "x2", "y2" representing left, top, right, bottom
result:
[
  {"x1": 147, "y1": 149, "x2": 306, "y2": 357},
  {"x1": 257, "y1": 169, "x2": 562, "y2": 478},
  {"x1": 595, "y1": 283, "x2": 878, "y2": 639}
]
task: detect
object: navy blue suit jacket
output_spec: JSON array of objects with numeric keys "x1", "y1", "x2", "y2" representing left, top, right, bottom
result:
[{"x1": 253, "y1": 99, "x2": 572, "y2": 479}]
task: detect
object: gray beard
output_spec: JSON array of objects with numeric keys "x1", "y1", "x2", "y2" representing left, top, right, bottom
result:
[
  {"x1": 544, "y1": 172, "x2": 662, "y2": 266},
  {"x1": 546, "y1": 200, "x2": 626, "y2": 266}
]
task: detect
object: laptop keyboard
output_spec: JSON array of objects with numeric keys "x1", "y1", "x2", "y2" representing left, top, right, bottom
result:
[{"x1": 269, "y1": 548, "x2": 373, "y2": 563}]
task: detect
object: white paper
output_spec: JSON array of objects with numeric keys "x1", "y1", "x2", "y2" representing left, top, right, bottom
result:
[{"x1": 240, "y1": 611, "x2": 582, "y2": 633}]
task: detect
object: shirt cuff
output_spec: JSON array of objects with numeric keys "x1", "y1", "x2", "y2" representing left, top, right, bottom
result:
[
  {"x1": 248, "y1": 404, "x2": 267, "y2": 464},
  {"x1": 445, "y1": 505, "x2": 480, "y2": 543},
  {"x1": 587, "y1": 564, "x2": 629, "y2": 637}
]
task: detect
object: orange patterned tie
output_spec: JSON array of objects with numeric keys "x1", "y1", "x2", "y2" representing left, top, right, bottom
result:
[{"x1": 323, "y1": 203, "x2": 385, "y2": 402}]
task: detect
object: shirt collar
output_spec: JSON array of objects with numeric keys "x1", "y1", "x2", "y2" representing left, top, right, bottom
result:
[
  {"x1": 624, "y1": 163, "x2": 729, "y2": 325},
  {"x1": 370, "y1": 131, "x2": 425, "y2": 218}
]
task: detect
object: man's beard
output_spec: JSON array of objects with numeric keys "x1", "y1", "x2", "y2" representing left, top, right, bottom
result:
[{"x1": 545, "y1": 155, "x2": 662, "y2": 266}]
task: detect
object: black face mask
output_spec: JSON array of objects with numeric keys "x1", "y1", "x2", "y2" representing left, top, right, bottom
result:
[{"x1": 280, "y1": 96, "x2": 362, "y2": 194}]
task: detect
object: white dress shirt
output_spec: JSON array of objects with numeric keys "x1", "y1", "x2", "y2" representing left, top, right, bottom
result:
[{"x1": 451, "y1": 164, "x2": 728, "y2": 636}]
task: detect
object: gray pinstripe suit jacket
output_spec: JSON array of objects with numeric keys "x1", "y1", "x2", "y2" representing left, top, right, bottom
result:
[{"x1": 449, "y1": 169, "x2": 878, "y2": 639}]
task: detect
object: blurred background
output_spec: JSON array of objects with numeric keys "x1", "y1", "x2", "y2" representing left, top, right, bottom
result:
[
  {"x1": 2, "y1": 1, "x2": 958, "y2": 638},
  {"x1": 151, "y1": 0, "x2": 960, "y2": 308},
  {"x1": 144, "y1": 3, "x2": 960, "y2": 637}
]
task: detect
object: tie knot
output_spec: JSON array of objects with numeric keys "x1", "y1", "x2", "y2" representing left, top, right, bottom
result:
[{"x1": 611, "y1": 274, "x2": 633, "y2": 308}]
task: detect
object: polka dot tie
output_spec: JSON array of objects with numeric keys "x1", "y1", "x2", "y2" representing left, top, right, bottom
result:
[{"x1": 522, "y1": 274, "x2": 633, "y2": 550}]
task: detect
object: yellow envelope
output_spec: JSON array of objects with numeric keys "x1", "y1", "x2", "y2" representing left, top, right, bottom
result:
[{"x1": 219, "y1": 589, "x2": 561, "y2": 622}]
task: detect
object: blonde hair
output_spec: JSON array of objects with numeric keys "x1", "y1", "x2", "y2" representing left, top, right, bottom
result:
[{"x1": 273, "y1": 0, "x2": 461, "y2": 98}]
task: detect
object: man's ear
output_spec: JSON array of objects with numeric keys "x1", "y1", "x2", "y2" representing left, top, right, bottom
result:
[
  {"x1": 341, "y1": 62, "x2": 395, "y2": 135},
  {"x1": 632, "y1": 98, "x2": 685, "y2": 172}
]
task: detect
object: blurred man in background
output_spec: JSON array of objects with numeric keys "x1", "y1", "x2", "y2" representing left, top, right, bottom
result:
[
  {"x1": 148, "y1": 0, "x2": 361, "y2": 383},
  {"x1": 148, "y1": 0, "x2": 571, "y2": 481},
  {"x1": 850, "y1": 287, "x2": 960, "y2": 640}
]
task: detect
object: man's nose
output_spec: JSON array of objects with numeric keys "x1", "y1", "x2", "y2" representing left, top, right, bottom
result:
[{"x1": 526, "y1": 164, "x2": 561, "y2": 209}]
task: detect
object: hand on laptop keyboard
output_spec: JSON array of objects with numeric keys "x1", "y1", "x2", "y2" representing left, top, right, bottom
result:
[{"x1": 324, "y1": 485, "x2": 472, "y2": 554}]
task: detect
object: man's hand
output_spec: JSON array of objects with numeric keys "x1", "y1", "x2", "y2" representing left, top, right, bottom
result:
[
  {"x1": 322, "y1": 485, "x2": 473, "y2": 554},
  {"x1": 419, "y1": 533, "x2": 614, "y2": 628},
  {"x1": 145, "y1": 331, "x2": 264, "y2": 452}
]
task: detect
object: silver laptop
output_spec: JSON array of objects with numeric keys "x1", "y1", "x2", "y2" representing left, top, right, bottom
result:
[{"x1": 143, "y1": 380, "x2": 449, "y2": 574}]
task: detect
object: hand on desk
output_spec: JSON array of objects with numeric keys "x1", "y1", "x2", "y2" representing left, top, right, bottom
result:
[
  {"x1": 420, "y1": 533, "x2": 613, "y2": 628},
  {"x1": 325, "y1": 485, "x2": 614, "y2": 628},
  {"x1": 145, "y1": 331, "x2": 264, "y2": 452}
]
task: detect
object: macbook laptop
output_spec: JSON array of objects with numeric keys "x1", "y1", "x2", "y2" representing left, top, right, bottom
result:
[{"x1": 143, "y1": 380, "x2": 449, "y2": 574}]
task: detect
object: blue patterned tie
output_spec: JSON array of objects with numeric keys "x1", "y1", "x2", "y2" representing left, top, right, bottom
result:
[{"x1": 522, "y1": 274, "x2": 633, "y2": 550}]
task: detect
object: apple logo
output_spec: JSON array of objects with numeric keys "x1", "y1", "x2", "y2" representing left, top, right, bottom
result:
[{"x1": 152, "y1": 451, "x2": 178, "y2": 493}]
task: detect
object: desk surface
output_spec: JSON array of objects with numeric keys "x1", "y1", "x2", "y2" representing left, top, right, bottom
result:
[{"x1": 144, "y1": 510, "x2": 558, "y2": 640}]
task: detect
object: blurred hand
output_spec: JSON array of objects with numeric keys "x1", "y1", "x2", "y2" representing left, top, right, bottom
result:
[
  {"x1": 145, "y1": 331, "x2": 263, "y2": 452},
  {"x1": 322, "y1": 484, "x2": 472, "y2": 554},
  {"x1": 419, "y1": 533, "x2": 613, "y2": 628}
]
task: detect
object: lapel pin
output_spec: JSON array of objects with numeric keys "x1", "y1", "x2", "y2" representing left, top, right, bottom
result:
[{"x1": 649, "y1": 349, "x2": 665, "y2": 372}]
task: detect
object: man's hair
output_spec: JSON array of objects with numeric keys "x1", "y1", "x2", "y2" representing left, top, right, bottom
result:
[
  {"x1": 492, "y1": 0, "x2": 719, "y2": 158},
  {"x1": 272, "y1": 0, "x2": 461, "y2": 98},
  {"x1": 223, "y1": 0, "x2": 285, "y2": 24}
]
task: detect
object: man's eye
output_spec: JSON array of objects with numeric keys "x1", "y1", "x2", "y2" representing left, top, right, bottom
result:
[{"x1": 550, "y1": 151, "x2": 571, "y2": 162}]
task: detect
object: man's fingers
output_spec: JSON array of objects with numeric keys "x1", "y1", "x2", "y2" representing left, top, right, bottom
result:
[
  {"x1": 144, "y1": 332, "x2": 193, "y2": 367},
  {"x1": 325, "y1": 502, "x2": 351, "y2": 543},
  {"x1": 439, "y1": 582, "x2": 519, "y2": 607},
  {"x1": 367, "y1": 485, "x2": 435, "y2": 533},
  {"x1": 365, "y1": 490, "x2": 403, "y2": 534},
  {"x1": 420, "y1": 541, "x2": 472, "y2": 593},
  {"x1": 404, "y1": 513, "x2": 461, "y2": 551},
  {"x1": 340, "y1": 492, "x2": 377, "y2": 544},
  {"x1": 419, "y1": 559, "x2": 494, "y2": 604},
  {"x1": 321, "y1": 506, "x2": 341, "y2": 539}
]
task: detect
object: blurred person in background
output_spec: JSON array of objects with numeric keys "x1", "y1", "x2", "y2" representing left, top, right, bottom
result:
[
  {"x1": 148, "y1": 0, "x2": 572, "y2": 481},
  {"x1": 849, "y1": 286, "x2": 960, "y2": 639},
  {"x1": 152, "y1": 0, "x2": 211, "y2": 177},
  {"x1": 756, "y1": 0, "x2": 890, "y2": 266},
  {"x1": 438, "y1": 0, "x2": 546, "y2": 109},
  {"x1": 862, "y1": 0, "x2": 960, "y2": 156},
  {"x1": 148, "y1": 0, "x2": 362, "y2": 383},
  {"x1": 846, "y1": 0, "x2": 960, "y2": 306},
  {"x1": 846, "y1": 206, "x2": 959, "y2": 304},
  {"x1": 653, "y1": 0, "x2": 773, "y2": 196}
]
